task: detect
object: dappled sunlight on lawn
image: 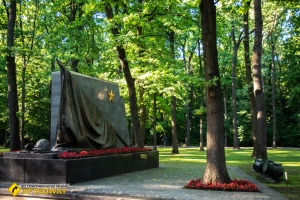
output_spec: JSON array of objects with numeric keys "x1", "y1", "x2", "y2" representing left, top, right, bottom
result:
[{"x1": 162, "y1": 158, "x2": 207, "y2": 163}]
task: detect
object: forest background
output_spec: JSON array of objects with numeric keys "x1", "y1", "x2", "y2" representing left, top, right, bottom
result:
[{"x1": 0, "y1": 0, "x2": 299, "y2": 148}]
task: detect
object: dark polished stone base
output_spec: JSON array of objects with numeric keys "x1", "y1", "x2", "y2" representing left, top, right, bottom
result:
[{"x1": 0, "y1": 151, "x2": 159, "y2": 184}]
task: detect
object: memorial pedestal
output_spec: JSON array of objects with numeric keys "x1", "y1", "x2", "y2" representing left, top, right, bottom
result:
[{"x1": 0, "y1": 151, "x2": 159, "y2": 184}]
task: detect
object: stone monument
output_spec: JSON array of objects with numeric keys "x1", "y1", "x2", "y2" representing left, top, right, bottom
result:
[
  {"x1": 0, "y1": 64, "x2": 158, "y2": 185},
  {"x1": 51, "y1": 66, "x2": 130, "y2": 150}
]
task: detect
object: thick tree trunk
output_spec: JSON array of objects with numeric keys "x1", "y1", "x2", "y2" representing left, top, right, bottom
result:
[
  {"x1": 7, "y1": 0, "x2": 19, "y2": 151},
  {"x1": 105, "y1": 5, "x2": 143, "y2": 147},
  {"x1": 252, "y1": 0, "x2": 267, "y2": 160},
  {"x1": 153, "y1": 93, "x2": 157, "y2": 150},
  {"x1": 243, "y1": 1, "x2": 258, "y2": 157},
  {"x1": 231, "y1": 26, "x2": 240, "y2": 150},
  {"x1": 200, "y1": 0, "x2": 231, "y2": 183}
]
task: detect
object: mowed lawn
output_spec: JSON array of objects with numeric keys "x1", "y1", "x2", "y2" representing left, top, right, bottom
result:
[
  {"x1": 158, "y1": 147, "x2": 300, "y2": 200},
  {"x1": 1, "y1": 146, "x2": 299, "y2": 199}
]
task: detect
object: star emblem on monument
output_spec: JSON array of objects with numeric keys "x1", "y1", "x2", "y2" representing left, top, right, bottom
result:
[{"x1": 107, "y1": 89, "x2": 115, "y2": 102}]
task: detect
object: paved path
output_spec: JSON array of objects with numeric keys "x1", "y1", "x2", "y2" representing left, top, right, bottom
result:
[{"x1": 0, "y1": 163, "x2": 288, "y2": 200}]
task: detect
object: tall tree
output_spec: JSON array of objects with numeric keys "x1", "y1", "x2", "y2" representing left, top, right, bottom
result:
[
  {"x1": 252, "y1": 0, "x2": 267, "y2": 160},
  {"x1": 200, "y1": 0, "x2": 231, "y2": 183},
  {"x1": 230, "y1": 23, "x2": 243, "y2": 150},
  {"x1": 197, "y1": 38, "x2": 205, "y2": 151},
  {"x1": 242, "y1": 0, "x2": 258, "y2": 157},
  {"x1": 104, "y1": 3, "x2": 143, "y2": 147},
  {"x1": 5, "y1": 0, "x2": 19, "y2": 150},
  {"x1": 169, "y1": 30, "x2": 179, "y2": 154}
]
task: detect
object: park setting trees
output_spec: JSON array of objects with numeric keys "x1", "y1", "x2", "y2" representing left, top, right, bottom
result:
[{"x1": 1, "y1": 0, "x2": 300, "y2": 182}]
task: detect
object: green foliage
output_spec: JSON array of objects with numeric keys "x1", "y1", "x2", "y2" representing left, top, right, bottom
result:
[{"x1": 0, "y1": 0, "x2": 299, "y2": 148}]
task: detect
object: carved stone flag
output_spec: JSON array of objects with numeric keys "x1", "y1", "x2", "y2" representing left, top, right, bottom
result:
[{"x1": 50, "y1": 67, "x2": 130, "y2": 150}]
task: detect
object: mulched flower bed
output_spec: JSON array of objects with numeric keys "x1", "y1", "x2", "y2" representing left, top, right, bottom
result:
[
  {"x1": 57, "y1": 146, "x2": 153, "y2": 159},
  {"x1": 184, "y1": 178, "x2": 260, "y2": 192}
]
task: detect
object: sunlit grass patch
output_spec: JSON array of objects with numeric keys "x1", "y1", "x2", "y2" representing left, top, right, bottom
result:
[
  {"x1": 157, "y1": 146, "x2": 300, "y2": 200},
  {"x1": 0, "y1": 146, "x2": 9, "y2": 152}
]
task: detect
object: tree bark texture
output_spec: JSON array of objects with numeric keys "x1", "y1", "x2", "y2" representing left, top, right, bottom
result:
[
  {"x1": 105, "y1": 4, "x2": 143, "y2": 147},
  {"x1": 231, "y1": 25, "x2": 240, "y2": 150},
  {"x1": 197, "y1": 39, "x2": 204, "y2": 151},
  {"x1": 200, "y1": 0, "x2": 231, "y2": 183},
  {"x1": 139, "y1": 87, "x2": 146, "y2": 145},
  {"x1": 169, "y1": 30, "x2": 179, "y2": 153},
  {"x1": 252, "y1": 0, "x2": 267, "y2": 160},
  {"x1": 243, "y1": 0, "x2": 259, "y2": 157},
  {"x1": 153, "y1": 93, "x2": 157, "y2": 150},
  {"x1": 7, "y1": 0, "x2": 19, "y2": 151},
  {"x1": 171, "y1": 96, "x2": 179, "y2": 154},
  {"x1": 271, "y1": 30, "x2": 277, "y2": 148}
]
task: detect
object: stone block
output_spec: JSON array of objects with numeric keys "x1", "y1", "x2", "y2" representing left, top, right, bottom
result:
[
  {"x1": 9, "y1": 159, "x2": 25, "y2": 182},
  {"x1": 0, "y1": 157, "x2": 9, "y2": 181},
  {"x1": 40, "y1": 159, "x2": 67, "y2": 184},
  {"x1": 66, "y1": 158, "x2": 91, "y2": 184},
  {"x1": 4, "y1": 152, "x2": 58, "y2": 159},
  {"x1": 25, "y1": 159, "x2": 42, "y2": 183},
  {"x1": 132, "y1": 153, "x2": 148, "y2": 172},
  {"x1": 147, "y1": 151, "x2": 159, "y2": 169},
  {"x1": 90, "y1": 156, "x2": 109, "y2": 179},
  {"x1": 0, "y1": 151, "x2": 159, "y2": 184},
  {"x1": 122, "y1": 153, "x2": 134, "y2": 173}
]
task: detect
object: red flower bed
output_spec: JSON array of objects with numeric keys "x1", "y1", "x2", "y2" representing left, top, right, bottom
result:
[
  {"x1": 57, "y1": 147, "x2": 152, "y2": 159},
  {"x1": 184, "y1": 178, "x2": 260, "y2": 192}
]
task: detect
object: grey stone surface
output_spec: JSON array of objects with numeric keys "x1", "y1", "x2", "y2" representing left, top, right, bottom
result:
[
  {"x1": 3, "y1": 152, "x2": 58, "y2": 159},
  {"x1": 0, "y1": 151, "x2": 158, "y2": 184},
  {"x1": 50, "y1": 72, "x2": 61, "y2": 149}
]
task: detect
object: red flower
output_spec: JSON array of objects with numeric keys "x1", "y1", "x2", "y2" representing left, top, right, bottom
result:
[
  {"x1": 57, "y1": 147, "x2": 152, "y2": 159},
  {"x1": 184, "y1": 178, "x2": 260, "y2": 192}
]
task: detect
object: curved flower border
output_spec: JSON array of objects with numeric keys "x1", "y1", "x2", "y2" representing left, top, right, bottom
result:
[
  {"x1": 184, "y1": 178, "x2": 260, "y2": 192},
  {"x1": 57, "y1": 147, "x2": 153, "y2": 159}
]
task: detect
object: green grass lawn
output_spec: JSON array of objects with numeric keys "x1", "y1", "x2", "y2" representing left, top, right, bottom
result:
[
  {"x1": 0, "y1": 146, "x2": 10, "y2": 152},
  {"x1": 159, "y1": 147, "x2": 300, "y2": 200}
]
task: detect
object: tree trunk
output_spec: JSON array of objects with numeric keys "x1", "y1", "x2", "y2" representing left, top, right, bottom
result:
[
  {"x1": 4, "y1": 128, "x2": 9, "y2": 148},
  {"x1": 252, "y1": 0, "x2": 267, "y2": 160},
  {"x1": 231, "y1": 25, "x2": 240, "y2": 150},
  {"x1": 137, "y1": 6, "x2": 146, "y2": 145},
  {"x1": 223, "y1": 82, "x2": 228, "y2": 147},
  {"x1": 200, "y1": 0, "x2": 231, "y2": 183},
  {"x1": 181, "y1": 40, "x2": 190, "y2": 146},
  {"x1": 199, "y1": 96, "x2": 205, "y2": 151},
  {"x1": 153, "y1": 93, "x2": 157, "y2": 150},
  {"x1": 197, "y1": 39, "x2": 204, "y2": 151},
  {"x1": 7, "y1": 0, "x2": 19, "y2": 151},
  {"x1": 171, "y1": 96, "x2": 179, "y2": 154},
  {"x1": 19, "y1": 0, "x2": 38, "y2": 149},
  {"x1": 271, "y1": 27, "x2": 277, "y2": 148},
  {"x1": 105, "y1": 5, "x2": 143, "y2": 147},
  {"x1": 168, "y1": 30, "x2": 179, "y2": 154},
  {"x1": 139, "y1": 87, "x2": 146, "y2": 145},
  {"x1": 243, "y1": 0, "x2": 258, "y2": 157}
]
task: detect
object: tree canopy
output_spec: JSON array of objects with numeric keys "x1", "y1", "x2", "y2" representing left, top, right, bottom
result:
[{"x1": 1, "y1": 0, "x2": 299, "y2": 149}]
